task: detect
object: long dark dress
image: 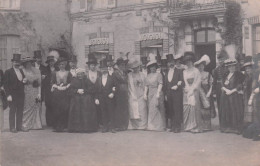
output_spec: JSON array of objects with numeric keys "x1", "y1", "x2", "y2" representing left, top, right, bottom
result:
[
  {"x1": 83, "y1": 71, "x2": 99, "y2": 132},
  {"x1": 113, "y1": 69, "x2": 129, "y2": 131},
  {"x1": 220, "y1": 71, "x2": 245, "y2": 133},
  {"x1": 68, "y1": 77, "x2": 87, "y2": 132},
  {"x1": 243, "y1": 73, "x2": 253, "y2": 123},
  {"x1": 51, "y1": 71, "x2": 72, "y2": 131}
]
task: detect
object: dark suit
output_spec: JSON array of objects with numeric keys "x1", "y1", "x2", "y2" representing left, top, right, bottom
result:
[
  {"x1": 165, "y1": 68, "x2": 184, "y2": 131},
  {"x1": 4, "y1": 68, "x2": 25, "y2": 130},
  {"x1": 97, "y1": 74, "x2": 116, "y2": 130}
]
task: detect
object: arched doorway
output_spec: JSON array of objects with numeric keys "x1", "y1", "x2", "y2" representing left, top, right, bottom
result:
[{"x1": 194, "y1": 28, "x2": 216, "y2": 73}]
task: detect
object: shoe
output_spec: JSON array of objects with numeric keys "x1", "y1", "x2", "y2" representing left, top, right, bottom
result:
[
  {"x1": 21, "y1": 128, "x2": 29, "y2": 132},
  {"x1": 10, "y1": 129, "x2": 17, "y2": 133},
  {"x1": 110, "y1": 129, "x2": 116, "y2": 133}
]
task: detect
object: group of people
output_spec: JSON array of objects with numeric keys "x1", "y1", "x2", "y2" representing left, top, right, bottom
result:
[{"x1": 0, "y1": 48, "x2": 259, "y2": 141}]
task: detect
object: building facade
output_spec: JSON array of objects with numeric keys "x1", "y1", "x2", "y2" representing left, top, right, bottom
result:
[{"x1": 0, "y1": 0, "x2": 71, "y2": 71}]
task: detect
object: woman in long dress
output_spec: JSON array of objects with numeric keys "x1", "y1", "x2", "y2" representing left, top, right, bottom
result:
[
  {"x1": 182, "y1": 52, "x2": 203, "y2": 133},
  {"x1": 84, "y1": 57, "x2": 100, "y2": 132},
  {"x1": 128, "y1": 60, "x2": 147, "y2": 130},
  {"x1": 194, "y1": 55, "x2": 215, "y2": 131},
  {"x1": 144, "y1": 59, "x2": 166, "y2": 131},
  {"x1": 113, "y1": 57, "x2": 129, "y2": 131},
  {"x1": 51, "y1": 57, "x2": 72, "y2": 132},
  {"x1": 68, "y1": 68, "x2": 87, "y2": 132},
  {"x1": 220, "y1": 58, "x2": 244, "y2": 134},
  {"x1": 21, "y1": 57, "x2": 42, "y2": 131}
]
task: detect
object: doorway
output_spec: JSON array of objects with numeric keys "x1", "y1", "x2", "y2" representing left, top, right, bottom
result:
[{"x1": 194, "y1": 28, "x2": 216, "y2": 73}]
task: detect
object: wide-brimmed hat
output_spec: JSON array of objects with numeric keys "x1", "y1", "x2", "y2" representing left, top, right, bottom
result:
[
  {"x1": 76, "y1": 68, "x2": 85, "y2": 74},
  {"x1": 11, "y1": 54, "x2": 22, "y2": 62},
  {"x1": 224, "y1": 58, "x2": 237, "y2": 66},
  {"x1": 33, "y1": 50, "x2": 42, "y2": 59},
  {"x1": 194, "y1": 54, "x2": 211, "y2": 66},
  {"x1": 69, "y1": 55, "x2": 77, "y2": 62},
  {"x1": 146, "y1": 60, "x2": 157, "y2": 68},
  {"x1": 241, "y1": 56, "x2": 254, "y2": 70},
  {"x1": 116, "y1": 57, "x2": 128, "y2": 65},
  {"x1": 129, "y1": 60, "x2": 141, "y2": 69},
  {"x1": 166, "y1": 54, "x2": 174, "y2": 62},
  {"x1": 100, "y1": 59, "x2": 108, "y2": 69},
  {"x1": 21, "y1": 57, "x2": 36, "y2": 64},
  {"x1": 45, "y1": 56, "x2": 55, "y2": 63},
  {"x1": 183, "y1": 52, "x2": 195, "y2": 63}
]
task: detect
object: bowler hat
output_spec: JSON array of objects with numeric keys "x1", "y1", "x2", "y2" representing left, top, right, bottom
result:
[
  {"x1": 45, "y1": 56, "x2": 55, "y2": 63},
  {"x1": 11, "y1": 54, "x2": 22, "y2": 62},
  {"x1": 33, "y1": 50, "x2": 42, "y2": 59}
]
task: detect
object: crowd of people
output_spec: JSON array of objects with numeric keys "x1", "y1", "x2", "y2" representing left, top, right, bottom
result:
[{"x1": 0, "y1": 46, "x2": 259, "y2": 141}]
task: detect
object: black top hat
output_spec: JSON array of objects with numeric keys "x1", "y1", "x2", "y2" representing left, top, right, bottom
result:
[
  {"x1": 33, "y1": 50, "x2": 42, "y2": 59},
  {"x1": 69, "y1": 56, "x2": 77, "y2": 62},
  {"x1": 45, "y1": 56, "x2": 55, "y2": 63},
  {"x1": 166, "y1": 54, "x2": 174, "y2": 62},
  {"x1": 141, "y1": 56, "x2": 148, "y2": 65},
  {"x1": 183, "y1": 52, "x2": 195, "y2": 63},
  {"x1": 106, "y1": 54, "x2": 113, "y2": 62},
  {"x1": 11, "y1": 54, "x2": 22, "y2": 62},
  {"x1": 116, "y1": 57, "x2": 128, "y2": 65},
  {"x1": 100, "y1": 59, "x2": 108, "y2": 69},
  {"x1": 56, "y1": 57, "x2": 67, "y2": 64},
  {"x1": 86, "y1": 57, "x2": 98, "y2": 65}
]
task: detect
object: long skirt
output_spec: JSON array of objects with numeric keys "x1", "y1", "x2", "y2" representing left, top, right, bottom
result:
[
  {"x1": 82, "y1": 94, "x2": 98, "y2": 132},
  {"x1": 22, "y1": 85, "x2": 42, "y2": 130},
  {"x1": 183, "y1": 90, "x2": 202, "y2": 133},
  {"x1": 147, "y1": 88, "x2": 166, "y2": 131}
]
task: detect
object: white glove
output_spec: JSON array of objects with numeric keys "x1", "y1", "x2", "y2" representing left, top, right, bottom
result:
[
  {"x1": 177, "y1": 81, "x2": 182, "y2": 86},
  {"x1": 7, "y1": 95, "x2": 12, "y2": 102},
  {"x1": 171, "y1": 86, "x2": 178, "y2": 90},
  {"x1": 77, "y1": 89, "x2": 84, "y2": 94},
  {"x1": 254, "y1": 88, "x2": 259, "y2": 94},
  {"x1": 22, "y1": 78, "x2": 27, "y2": 83},
  {"x1": 95, "y1": 99, "x2": 100, "y2": 105},
  {"x1": 112, "y1": 87, "x2": 116, "y2": 92},
  {"x1": 144, "y1": 94, "x2": 148, "y2": 101},
  {"x1": 248, "y1": 99, "x2": 253, "y2": 106},
  {"x1": 206, "y1": 92, "x2": 211, "y2": 98},
  {"x1": 108, "y1": 93, "x2": 114, "y2": 98},
  {"x1": 165, "y1": 96, "x2": 167, "y2": 101},
  {"x1": 37, "y1": 94, "x2": 41, "y2": 100}
]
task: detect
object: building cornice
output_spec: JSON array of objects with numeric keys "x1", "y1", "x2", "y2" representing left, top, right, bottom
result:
[{"x1": 71, "y1": 1, "x2": 166, "y2": 21}]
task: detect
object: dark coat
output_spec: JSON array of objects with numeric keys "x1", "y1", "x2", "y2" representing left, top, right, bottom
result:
[{"x1": 4, "y1": 68, "x2": 25, "y2": 97}]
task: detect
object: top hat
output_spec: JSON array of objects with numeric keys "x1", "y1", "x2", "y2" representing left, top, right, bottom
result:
[
  {"x1": 100, "y1": 59, "x2": 108, "y2": 69},
  {"x1": 86, "y1": 57, "x2": 98, "y2": 65},
  {"x1": 69, "y1": 56, "x2": 77, "y2": 62},
  {"x1": 21, "y1": 57, "x2": 36, "y2": 64},
  {"x1": 56, "y1": 57, "x2": 68, "y2": 64},
  {"x1": 241, "y1": 56, "x2": 254, "y2": 70},
  {"x1": 141, "y1": 56, "x2": 148, "y2": 65},
  {"x1": 166, "y1": 54, "x2": 174, "y2": 62},
  {"x1": 183, "y1": 52, "x2": 195, "y2": 63},
  {"x1": 11, "y1": 54, "x2": 22, "y2": 62},
  {"x1": 45, "y1": 56, "x2": 55, "y2": 63},
  {"x1": 33, "y1": 50, "x2": 42, "y2": 59},
  {"x1": 116, "y1": 57, "x2": 128, "y2": 65},
  {"x1": 224, "y1": 58, "x2": 237, "y2": 67}
]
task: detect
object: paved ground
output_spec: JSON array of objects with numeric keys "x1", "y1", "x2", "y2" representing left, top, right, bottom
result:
[{"x1": 1, "y1": 108, "x2": 260, "y2": 166}]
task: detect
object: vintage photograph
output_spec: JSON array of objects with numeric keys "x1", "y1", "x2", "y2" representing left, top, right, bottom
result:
[{"x1": 0, "y1": 0, "x2": 259, "y2": 166}]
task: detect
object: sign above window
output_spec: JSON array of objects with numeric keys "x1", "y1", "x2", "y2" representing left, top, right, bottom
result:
[
  {"x1": 90, "y1": 38, "x2": 109, "y2": 45},
  {"x1": 140, "y1": 32, "x2": 164, "y2": 41},
  {"x1": 0, "y1": 0, "x2": 20, "y2": 10}
]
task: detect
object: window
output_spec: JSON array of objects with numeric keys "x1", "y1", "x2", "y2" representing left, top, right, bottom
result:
[
  {"x1": 253, "y1": 25, "x2": 260, "y2": 55},
  {"x1": 0, "y1": 0, "x2": 20, "y2": 10},
  {"x1": 195, "y1": 29, "x2": 216, "y2": 44}
]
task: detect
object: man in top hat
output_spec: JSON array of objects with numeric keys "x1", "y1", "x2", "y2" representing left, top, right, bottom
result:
[
  {"x1": 140, "y1": 56, "x2": 148, "y2": 77},
  {"x1": 4, "y1": 54, "x2": 27, "y2": 133},
  {"x1": 43, "y1": 56, "x2": 56, "y2": 127},
  {"x1": 212, "y1": 50, "x2": 228, "y2": 125},
  {"x1": 69, "y1": 56, "x2": 78, "y2": 78},
  {"x1": 164, "y1": 54, "x2": 184, "y2": 133},
  {"x1": 106, "y1": 54, "x2": 115, "y2": 76},
  {"x1": 96, "y1": 59, "x2": 116, "y2": 133}
]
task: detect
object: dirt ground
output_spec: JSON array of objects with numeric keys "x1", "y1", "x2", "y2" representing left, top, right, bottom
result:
[{"x1": 1, "y1": 108, "x2": 260, "y2": 166}]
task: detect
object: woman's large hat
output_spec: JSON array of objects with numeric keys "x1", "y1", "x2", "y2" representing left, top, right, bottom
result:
[
  {"x1": 224, "y1": 58, "x2": 237, "y2": 66},
  {"x1": 129, "y1": 60, "x2": 141, "y2": 69},
  {"x1": 11, "y1": 54, "x2": 22, "y2": 62},
  {"x1": 241, "y1": 56, "x2": 254, "y2": 70},
  {"x1": 45, "y1": 56, "x2": 55, "y2": 63},
  {"x1": 21, "y1": 56, "x2": 36, "y2": 64},
  {"x1": 146, "y1": 53, "x2": 157, "y2": 68},
  {"x1": 194, "y1": 54, "x2": 211, "y2": 66},
  {"x1": 174, "y1": 53, "x2": 183, "y2": 61},
  {"x1": 183, "y1": 52, "x2": 195, "y2": 63}
]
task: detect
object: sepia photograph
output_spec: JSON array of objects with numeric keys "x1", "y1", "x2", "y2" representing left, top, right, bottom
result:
[{"x1": 0, "y1": 0, "x2": 259, "y2": 165}]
